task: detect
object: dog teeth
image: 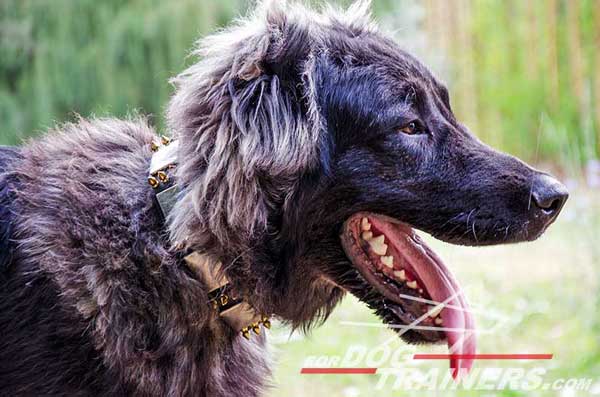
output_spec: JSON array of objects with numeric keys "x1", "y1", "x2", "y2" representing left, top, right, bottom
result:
[
  {"x1": 371, "y1": 243, "x2": 388, "y2": 256},
  {"x1": 428, "y1": 305, "x2": 443, "y2": 318},
  {"x1": 406, "y1": 280, "x2": 418, "y2": 289},
  {"x1": 369, "y1": 235, "x2": 387, "y2": 255},
  {"x1": 361, "y1": 217, "x2": 371, "y2": 231},
  {"x1": 393, "y1": 269, "x2": 406, "y2": 281},
  {"x1": 361, "y1": 231, "x2": 373, "y2": 240},
  {"x1": 434, "y1": 317, "x2": 443, "y2": 325},
  {"x1": 381, "y1": 256, "x2": 394, "y2": 268},
  {"x1": 370, "y1": 235, "x2": 385, "y2": 245}
]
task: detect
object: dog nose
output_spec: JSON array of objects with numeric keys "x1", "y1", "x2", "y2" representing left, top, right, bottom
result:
[{"x1": 531, "y1": 174, "x2": 569, "y2": 216}]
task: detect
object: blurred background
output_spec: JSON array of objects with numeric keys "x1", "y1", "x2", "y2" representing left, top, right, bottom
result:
[{"x1": 0, "y1": 1, "x2": 598, "y2": 396}]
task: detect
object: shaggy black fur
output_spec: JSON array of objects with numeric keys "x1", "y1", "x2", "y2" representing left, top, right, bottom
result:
[
  {"x1": 0, "y1": 2, "x2": 568, "y2": 396},
  {"x1": 0, "y1": 148, "x2": 112, "y2": 395}
]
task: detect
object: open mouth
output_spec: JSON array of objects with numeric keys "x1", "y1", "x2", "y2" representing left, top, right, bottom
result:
[{"x1": 340, "y1": 212, "x2": 476, "y2": 378}]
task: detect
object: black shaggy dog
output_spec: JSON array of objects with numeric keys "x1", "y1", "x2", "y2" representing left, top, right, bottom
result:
[{"x1": 0, "y1": 1, "x2": 568, "y2": 396}]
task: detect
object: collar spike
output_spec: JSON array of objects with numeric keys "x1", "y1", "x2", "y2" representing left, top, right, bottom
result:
[
  {"x1": 160, "y1": 135, "x2": 172, "y2": 146},
  {"x1": 261, "y1": 318, "x2": 271, "y2": 329},
  {"x1": 148, "y1": 176, "x2": 159, "y2": 189},
  {"x1": 241, "y1": 327, "x2": 251, "y2": 340},
  {"x1": 157, "y1": 170, "x2": 169, "y2": 183}
]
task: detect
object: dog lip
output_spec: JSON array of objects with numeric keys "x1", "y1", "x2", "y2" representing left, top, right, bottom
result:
[{"x1": 340, "y1": 212, "x2": 477, "y2": 378}]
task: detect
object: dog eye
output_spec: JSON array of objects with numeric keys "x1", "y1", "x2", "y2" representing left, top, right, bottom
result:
[{"x1": 399, "y1": 121, "x2": 424, "y2": 135}]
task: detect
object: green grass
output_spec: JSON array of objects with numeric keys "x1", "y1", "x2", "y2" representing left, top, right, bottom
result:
[{"x1": 267, "y1": 188, "x2": 600, "y2": 396}]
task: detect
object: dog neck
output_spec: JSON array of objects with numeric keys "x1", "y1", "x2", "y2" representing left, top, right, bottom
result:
[{"x1": 147, "y1": 136, "x2": 270, "y2": 339}]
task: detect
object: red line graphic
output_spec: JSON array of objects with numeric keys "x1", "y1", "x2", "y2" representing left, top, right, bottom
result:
[
  {"x1": 300, "y1": 355, "x2": 552, "y2": 374},
  {"x1": 413, "y1": 354, "x2": 553, "y2": 360},
  {"x1": 300, "y1": 368, "x2": 377, "y2": 374}
]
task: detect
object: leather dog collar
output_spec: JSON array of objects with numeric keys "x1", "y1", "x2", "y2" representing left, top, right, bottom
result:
[{"x1": 147, "y1": 136, "x2": 270, "y2": 339}]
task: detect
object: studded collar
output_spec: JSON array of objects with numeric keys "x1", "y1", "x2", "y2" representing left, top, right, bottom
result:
[{"x1": 148, "y1": 136, "x2": 270, "y2": 339}]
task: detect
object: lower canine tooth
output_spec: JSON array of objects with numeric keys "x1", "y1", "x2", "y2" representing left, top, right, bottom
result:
[
  {"x1": 381, "y1": 256, "x2": 394, "y2": 268},
  {"x1": 393, "y1": 269, "x2": 406, "y2": 281},
  {"x1": 361, "y1": 231, "x2": 373, "y2": 240},
  {"x1": 361, "y1": 217, "x2": 371, "y2": 231},
  {"x1": 435, "y1": 317, "x2": 443, "y2": 325},
  {"x1": 406, "y1": 280, "x2": 418, "y2": 289}
]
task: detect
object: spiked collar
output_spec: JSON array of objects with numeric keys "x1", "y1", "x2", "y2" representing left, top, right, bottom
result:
[{"x1": 148, "y1": 136, "x2": 270, "y2": 339}]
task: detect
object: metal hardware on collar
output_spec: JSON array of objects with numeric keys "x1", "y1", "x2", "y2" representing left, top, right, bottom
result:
[
  {"x1": 160, "y1": 135, "x2": 172, "y2": 146},
  {"x1": 148, "y1": 138, "x2": 270, "y2": 339},
  {"x1": 184, "y1": 251, "x2": 266, "y2": 337},
  {"x1": 157, "y1": 170, "x2": 168, "y2": 183},
  {"x1": 148, "y1": 139, "x2": 179, "y2": 204},
  {"x1": 148, "y1": 176, "x2": 159, "y2": 189},
  {"x1": 155, "y1": 185, "x2": 179, "y2": 218},
  {"x1": 150, "y1": 139, "x2": 179, "y2": 175},
  {"x1": 151, "y1": 135, "x2": 172, "y2": 152},
  {"x1": 261, "y1": 316, "x2": 271, "y2": 329}
]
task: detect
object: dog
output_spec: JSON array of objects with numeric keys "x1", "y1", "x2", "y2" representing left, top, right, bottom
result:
[{"x1": 0, "y1": 1, "x2": 568, "y2": 395}]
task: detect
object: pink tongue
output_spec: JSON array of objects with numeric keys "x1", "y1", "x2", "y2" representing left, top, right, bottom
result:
[{"x1": 382, "y1": 223, "x2": 476, "y2": 379}]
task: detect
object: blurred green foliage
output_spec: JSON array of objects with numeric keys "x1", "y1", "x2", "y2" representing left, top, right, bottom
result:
[
  {"x1": 0, "y1": 0, "x2": 598, "y2": 167},
  {"x1": 461, "y1": 0, "x2": 599, "y2": 167},
  {"x1": 0, "y1": 0, "x2": 247, "y2": 144}
]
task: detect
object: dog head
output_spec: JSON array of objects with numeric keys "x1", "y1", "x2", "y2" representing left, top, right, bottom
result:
[{"x1": 167, "y1": 0, "x2": 568, "y2": 372}]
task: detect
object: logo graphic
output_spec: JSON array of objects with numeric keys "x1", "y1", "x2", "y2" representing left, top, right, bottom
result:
[{"x1": 297, "y1": 285, "x2": 595, "y2": 392}]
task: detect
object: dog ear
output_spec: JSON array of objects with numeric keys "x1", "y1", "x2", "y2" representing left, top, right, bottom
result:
[
  {"x1": 261, "y1": 4, "x2": 311, "y2": 84},
  {"x1": 233, "y1": 1, "x2": 311, "y2": 86},
  {"x1": 167, "y1": 1, "x2": 323, "y2": 246}
]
